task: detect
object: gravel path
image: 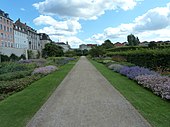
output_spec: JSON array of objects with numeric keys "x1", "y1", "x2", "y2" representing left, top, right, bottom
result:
[{"x1": 26, "y1": 56, "x2": 151, "y2": 127}]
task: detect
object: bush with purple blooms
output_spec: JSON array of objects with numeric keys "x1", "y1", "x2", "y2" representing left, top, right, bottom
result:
[
  {"x1": 119, "y1": 66, "x2": 158, "y2": 80},
  {"x1": 108, "y1": 64, "x2": 125, "y2": 72},
  {"x1": 135, "y1": 75, "x2": 170, "y2": 99},
  {"x1": 32, "y1": 65, "x2": 58, "y2": 75}
]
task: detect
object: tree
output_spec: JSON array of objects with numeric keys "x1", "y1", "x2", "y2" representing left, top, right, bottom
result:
[
  {"x1": 89, "y1": 46, "x2": 104, "y2": 57},
  {"x1": 64, "y1": 50, "x2": 76, "y2": 57},
  {"x1": 101, "y1": 39, "x2": 114, "y2": 49},
  {"x1": 19, "y1": 54, "x2": 26, "y2": 60},
  {"x1": 10, "y1": 53, "x2": 19, "y2": 61},
  {"x1": 42, "y1": 43, "x2": 64, "y2": 58},
  {"x1": 127, "y1": 34, "x2": 140, "y2": 46},
  {"x1": 27, "y1": 50, "x2": 34, "y2": 59}
]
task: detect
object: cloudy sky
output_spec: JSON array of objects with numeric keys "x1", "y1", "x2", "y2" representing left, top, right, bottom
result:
[{"x1": 1, "y1": 0, "x2": 170, "y2": 48}]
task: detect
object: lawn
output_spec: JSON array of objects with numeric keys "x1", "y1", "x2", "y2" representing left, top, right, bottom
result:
[
  {"x1": 0, "y1": 61, "x2": 76, "y2": 127},
  {"x1": 90, "y1": 60, "x2": 170, "y2": 127}
]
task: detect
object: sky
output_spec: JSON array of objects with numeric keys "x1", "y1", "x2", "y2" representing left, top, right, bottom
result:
[{"x1": 1, "y1": 0, "x2": 170, "y2": 48}]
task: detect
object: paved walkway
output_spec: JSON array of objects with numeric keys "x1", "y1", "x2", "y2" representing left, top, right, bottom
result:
[{"x1": 27, "y1": 56, "x2": 151, "y2": 127}]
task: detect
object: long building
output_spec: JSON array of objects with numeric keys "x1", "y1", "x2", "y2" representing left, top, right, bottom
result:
[
  {"x1": 13, "y1": 18, "x2": 28, "y2": 49},
  {"x1": 0, "y1": 9, "x2": 13, "y2": 48}
]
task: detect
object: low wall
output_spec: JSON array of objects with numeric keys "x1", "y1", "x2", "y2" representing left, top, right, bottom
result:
[{"x1": 0, "y1": 47, "x2": 26, "y2": 57}]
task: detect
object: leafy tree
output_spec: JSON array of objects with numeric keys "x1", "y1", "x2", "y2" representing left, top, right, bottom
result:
[
  {"x1": 42, "y1": 43, "x2": 64, "y2": 58},
  {"x1": 19, "y1": 54, "x2": 26, "y2": 60},
  {"x1": 148, "y1": 41, "x2": 157, "y2": 49},
  {"x1": 27, "y1": 50, "x2": 34, "y2": 59},
  {"x1": 10, "y1": 53, "x2": 19, "y2": 61},
  {"x1": 101, "y1": 39, "x2": 114, "y2": 49},
  {"x1": 127, "y1": 34, "x2": 140, "y2": 46},
  {"x1": 82, "y1": 49, "x2": 89, "y2": 56},
  {"x1": 89, "y1": 46, "x2": 104, "y2": 57},
  {"x1": 74, "y1": 49, "x2": 82, "y2": 56},
  {"x1": 64, "y1": 50, "x2": 76, "y2": 57}
]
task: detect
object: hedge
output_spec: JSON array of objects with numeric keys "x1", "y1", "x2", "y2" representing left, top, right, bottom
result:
[{"x1": 106, "y1": 48, "x2": 170, "y2": 71}]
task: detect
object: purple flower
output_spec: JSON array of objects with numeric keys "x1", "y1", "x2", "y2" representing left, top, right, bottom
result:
[
  {"x1": 32, "y1": 65, "x2": 58, "y2": 75},
  {"x1": 135, "y1": 75, "x2": 170, "y2": 99},
  {"x1": 119, "y1": 66, "x2": 158, "y2": 80}
]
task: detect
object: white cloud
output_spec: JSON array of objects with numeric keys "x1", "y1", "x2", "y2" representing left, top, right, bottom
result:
[
  {"x1": 20, "y1": 8, "x2": 25, "y2": 11},
  {"x1": 34, "y1": 15, "x2": 81, "y2": 36},
  {"x1": 33, "y1": 15, "x2": 83, "y2": 48},
  {"x1": 50, "y1": 35, "x2": 84, "y2": 48},
  {"x1": 33, "y1": 0, "x2": 138, "y2": 20},
  {"x1": 88, "y1": 2, "x2": 170, "y2": 43}
]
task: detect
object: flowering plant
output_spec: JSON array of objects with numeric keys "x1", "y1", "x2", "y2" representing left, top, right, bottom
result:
[
  {"x1": 119, "y1": 66, "x2": 158, "y2": 80},
  {"x1": 108, "y1": 64, "x2": 125, "y2": 72},
  {"x1": 32, "y1": 65, "x2": 58, "y2": 75},
  {"x1": 135, "y1": 75, "x2": 170, "y2": 99}
]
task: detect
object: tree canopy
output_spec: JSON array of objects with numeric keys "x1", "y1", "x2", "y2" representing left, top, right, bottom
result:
[
  {"x1": 42, "y1": 43, "x2": 64, "y2": 58},
  {"x1": 101, "y1": 39, "x2": 114, "y2": 49},
  {"x1": 127, "y1": 34, "x2": 140, "y2": 46}
]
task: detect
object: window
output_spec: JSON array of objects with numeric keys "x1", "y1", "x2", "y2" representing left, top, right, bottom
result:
[
  {"x1": 0, "y1": 17, "x2": 2, "y2": 22},
  {"x1": 11, "y1": 43, "x2": 13, "y2": 48},
  {"x1": 1, "y1": 33, "x2": 3, "y2": 38},
  {"x1": 8, "y1": 42, "x2": 10, "y2": 47},
  {"x1": 3, "y1": 18, "x2": 6, "y2": 24},
  {"x1": 0, "y1": 24, "x2": 2, "y2": 30},
  {"x1": 10, "y1": 28, "x2": 12, "y2": 33},
  {"x1": 4, "y1": 26, "x2": 6, "y2": 31},
  {"x1": 1, "y1": 42, "x2": 4, "y2": 47},
  {"x1": 7, "y1": 27, "x2": 9, "y2": 32}
]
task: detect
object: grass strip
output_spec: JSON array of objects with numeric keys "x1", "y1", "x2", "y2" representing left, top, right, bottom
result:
[
  {"x1": 0, "y1": 61, "x2": 76, "y2": 127},
  {"x1": 90, "y1": 60, "x2": 170, "y2": 127}
]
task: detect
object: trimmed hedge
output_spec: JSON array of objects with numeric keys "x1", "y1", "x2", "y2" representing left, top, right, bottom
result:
[
  {"x1": 106, "y1": 45, "x2": 170, "y2": 52},
  {"x1": 107, "y1": 48, "x2": 170, "y2": 71}
]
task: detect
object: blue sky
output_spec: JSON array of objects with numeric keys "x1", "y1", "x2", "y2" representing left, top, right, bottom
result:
[{"x1": 1, "y1": 0, "x2": 170, "y2": 48}]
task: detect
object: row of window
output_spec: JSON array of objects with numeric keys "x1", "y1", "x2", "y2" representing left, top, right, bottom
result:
[
  {"x1": 14, "y1": 31, "x2": 27, "y2": 38},
  {"x1": 14, "y1": 26, "x2": 26, "y2": 32},
  {"x1": 0, "y1": 33, "x2": 13, "y2": 40},
  {"x1": 0, "y1": 16, "x2": 13, "y2": 26},
  {"x1": 1, "y1": 41, "x2": 27, "y2": 49},
  {"x1": 0, "y1": 24, "x2": 13, "y2": 32}
]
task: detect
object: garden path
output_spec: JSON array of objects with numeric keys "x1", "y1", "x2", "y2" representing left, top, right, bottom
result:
[{"x1": 26, "y1": 56, "x2": 151, "y2": 127}]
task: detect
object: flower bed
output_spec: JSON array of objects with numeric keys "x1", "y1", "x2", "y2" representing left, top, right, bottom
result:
[
  {"x1": 119, "y1": 66, "x2": 158, "y2": 80},
  {"x1": 105, "y1": 63, "x2": 170, "y2": 100},
  {"x1": 32, "y1": 65, "x2": 58, "y2": 75},
  {"x1": 108, "y1": 64, "x2": 125, "y2": 72},
  {"x1": 135, "y1": 75, "x2": 170, "y2": 99}
]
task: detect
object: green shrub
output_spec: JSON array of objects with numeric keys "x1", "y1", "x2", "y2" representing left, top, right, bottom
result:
[
  {"x1": 0, "y1": 62, "x2": 36, "y2": 74},
  {"x1": 0, "y1": 70, "x2": 32, "y2": 81},
  {"x1": 0, "y1": 75, "x2": 43, "y2": 95},
  {"x1": 107, "y1": 48, "x2": 170, "y2": 71}
]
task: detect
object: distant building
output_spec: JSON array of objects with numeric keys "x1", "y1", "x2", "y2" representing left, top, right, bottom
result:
[
  {"x1": 79, "y1": 44, "x2": 97, "y2": 51},
  {"x1": 114, "y1": 42, "x2": 124, "y2": 47},
  {"x1": 55, "y1": 42, "x2": 71, "y2": 52},
  {"x1": 139, "y1": 41, "x2": 149, "y2": 46},
  {"x1": 27, "y1": 26, "x2": 41, "y2": 51},
  {"x1": 13, "y1": 19, "x2": 28, "y2": 49},
  {"x1": 39, "y1": 33, "x2": 52, "y2": 49},
  {"x1": 0, "y1": 9, "x2": 14, "y2": 48}
]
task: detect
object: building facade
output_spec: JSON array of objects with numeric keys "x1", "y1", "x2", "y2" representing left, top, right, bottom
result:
[
  {"x1": 27, "y1": 26, "x2": 41, "y2": 51},
  {"x1": 39, "y1": 33, "x2": 52, "y2": 49},
  {"x1": 79, "y1": 44, "x2": 97, "y2": 51},
  {"x1": 13, "y1": 19, "x2": 28, "y2": 49},
  {"x1": 0, "y1": 9, "x2": 13, "y2": 48},
  {"x1": 55, "y1": 42, "x2": 70, "y2": 52}
]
